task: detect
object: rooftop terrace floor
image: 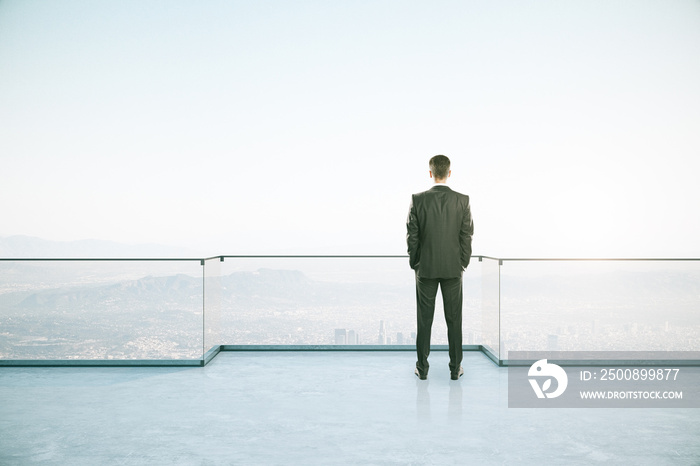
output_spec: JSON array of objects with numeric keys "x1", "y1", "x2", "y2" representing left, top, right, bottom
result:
[{"x1": 1, "y1": 351, "x2": 699, "y2": 465}]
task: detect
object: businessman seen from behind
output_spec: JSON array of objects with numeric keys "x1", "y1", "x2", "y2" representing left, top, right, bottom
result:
[{"x1": 407, "y1": 155, "x2": 474, "y2": 380}]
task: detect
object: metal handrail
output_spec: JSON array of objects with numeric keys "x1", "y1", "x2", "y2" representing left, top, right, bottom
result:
[{"x1": 2, "y1": 255, "x2": 697, "y2": 261}]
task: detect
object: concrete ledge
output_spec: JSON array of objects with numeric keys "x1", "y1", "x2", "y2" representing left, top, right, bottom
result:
[
  {"x1": 220, "y1": 344, "x2": 483, "y2": 352},
  {"x1": 0, "y1": 345, "x2": 487, "y2": 367},
  {"x1": 502, "y1": 359, "x2": 700, "y2": 367},
  {"x1": 5, "y1": 347, "x2": 698, "y2": 368},
  {"x1": 203, "y1": 345, "x2": 221, "y2": 365},
  {"x1": 0, "y1": 359, "x2": 204, "y2": 367}
]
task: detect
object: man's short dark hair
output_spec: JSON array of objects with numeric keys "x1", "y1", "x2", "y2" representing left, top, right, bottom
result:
[{"x1": 429, "y1": 155, "x2": 451, "y2": 180}]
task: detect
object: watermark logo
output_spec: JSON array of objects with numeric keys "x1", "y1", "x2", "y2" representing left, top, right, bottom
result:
[
  {"x1": 528, "y1": 359, "x2": 568, "y2": 399},
  {"x1": 509, "y1": 351, "x2": 700, "y2": 408}
]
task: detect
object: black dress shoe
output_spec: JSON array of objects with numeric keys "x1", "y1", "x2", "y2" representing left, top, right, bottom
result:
[
  {"x1": 451, "y1": 366, "x2": 464, "y2": 380},
  {"x1": 415, "y1": 368, "x2": 427, "y2": 380}
]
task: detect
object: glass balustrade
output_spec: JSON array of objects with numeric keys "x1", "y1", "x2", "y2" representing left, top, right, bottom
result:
[
  {"x1": 0, "y1": 259, "x2": 203, "y2": 363},
  {"x1": 213, "y1": 256, "x2": 483, "y2": 348},
  {"x1": 480, "y1": 257, "x2": 500, "y2": 362},
  {"x1": 499, "y1": 259, "x2": 700, "y2": 363},
  {"x1": 1, "y1": 256, "x2": 697, "y2": 365}
]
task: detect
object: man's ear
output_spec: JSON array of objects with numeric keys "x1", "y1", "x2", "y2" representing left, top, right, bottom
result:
[
  {"x1": 448, "y1": 170, "x2": 452, "y2": 178},
  {"x1": 429, "y1": 171, "x2": 433, "y2": 179}
]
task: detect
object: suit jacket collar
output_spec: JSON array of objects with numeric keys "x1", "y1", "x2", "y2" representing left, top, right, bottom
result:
[{"x1": 430, "y1": 184, "x2": 452, "y2": 191}]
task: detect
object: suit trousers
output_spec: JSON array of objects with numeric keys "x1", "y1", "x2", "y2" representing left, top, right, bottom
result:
[{"x1": 415, "y1": 274, "x2": 463, "y2": 376}]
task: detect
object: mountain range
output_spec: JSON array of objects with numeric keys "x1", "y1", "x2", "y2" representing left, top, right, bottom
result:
[{"x1": 6, "y1": 268, "x2": 409, "y2": 313}]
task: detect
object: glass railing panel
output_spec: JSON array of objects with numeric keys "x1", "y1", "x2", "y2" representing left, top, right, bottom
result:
[
  {"x1": 218, "y1": 256, "x2": 482, "y2": 347},
  {"x1": 480, "y1": 257, "x2": 500, "y2": 360},
  {"x1": 0, "y1": 259, "x2": 203, "y2": 361},
  {"x1": 203, "y1": 257, "x2": 223, "y2": 356},
  {"x1": 499, "y1": 259, "x2": 700, "y2": 362},
  {"x1": 462, "y1": 259, "x2": 482, "y2": 348}
]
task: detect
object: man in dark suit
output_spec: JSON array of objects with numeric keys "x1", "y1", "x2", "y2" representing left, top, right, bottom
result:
[{"x1": 406, "y1": 155, "x2": 474, "y2": 380}]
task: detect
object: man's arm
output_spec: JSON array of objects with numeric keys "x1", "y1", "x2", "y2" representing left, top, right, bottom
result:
[
  {"x1": 459, "y1": 196, "x2": 474, "y2": 269},
  {"x1": 406, "y1": 196, "x2": 421, "y2": 270}
]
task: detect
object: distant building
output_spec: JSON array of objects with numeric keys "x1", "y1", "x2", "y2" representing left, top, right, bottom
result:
[
  {"x1": 466, "y1": 331, "x2": 474, "y2": 345},
  {"x1": 547, "y1": 334, "x2": 558, "y2": 351},
  {"x1": 335, "y1": 329, "x2": 347, "y2": 345},
  {"x1": 347, "y1": 330, "x2": 358, "y2": 345},
  {"x1": 396, "y1": 332, "x2": 404, "y2": 345},
  {"x1": 378, "y1": 320, "x2": 386, "y2": 344}
]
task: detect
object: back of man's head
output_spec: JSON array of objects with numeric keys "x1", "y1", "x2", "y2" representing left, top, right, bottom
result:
[{"x1": 429, "y1": 155, "x2": 451, "y2": 180}]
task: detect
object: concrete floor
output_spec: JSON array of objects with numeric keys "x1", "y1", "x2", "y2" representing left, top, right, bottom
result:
[{"x1": 0, "y1": 351, "x2": 698, "y2": 465}]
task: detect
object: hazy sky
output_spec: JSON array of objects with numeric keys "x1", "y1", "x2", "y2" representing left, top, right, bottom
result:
[{"x1": 1, "y1": 0, "x2": 699, "y2": 257}]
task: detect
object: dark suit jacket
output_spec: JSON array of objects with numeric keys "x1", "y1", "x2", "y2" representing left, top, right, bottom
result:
[{"x1": 406, "y1": 184, "x2": 474, "y2": 278}]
